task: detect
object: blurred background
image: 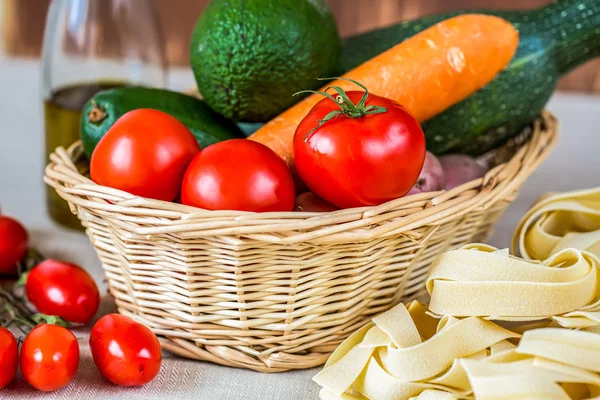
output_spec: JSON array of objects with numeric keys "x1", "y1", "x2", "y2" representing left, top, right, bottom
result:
[{"x1": 2, "y1": 0, "x2": 600, "y2": 92}]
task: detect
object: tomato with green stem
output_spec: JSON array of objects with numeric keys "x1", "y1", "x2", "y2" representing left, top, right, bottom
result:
[
  {"x1": 0, "y1": 216, "x2": 28, "y2": 275},
  {"x1": 0, "y1": 327, "x2": 18, "y2": 389},
  {"x1": 293, "y1": 79, "x2": 426, "y2": 209},
  {"x1": 25, "y1": 259, "x2": 100, "y2": 325},
  {"x1": 20, "y1": 324, "x2": 79, "y2": 392},
  {"x1": 90, "y1": 314, "x2": 162, "y2": 386}
]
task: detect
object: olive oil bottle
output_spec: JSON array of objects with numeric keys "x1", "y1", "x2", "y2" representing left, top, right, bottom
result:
[
  {"x1": 44, "y1": 83, "x2": 126, "y2": 229},
  {"x1": 41, "y1": 0, "x2": 166, "y2": 229}
]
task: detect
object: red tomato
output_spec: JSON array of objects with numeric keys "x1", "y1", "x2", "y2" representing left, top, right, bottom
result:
[
  {"x1": 181, "y1": 139, "x2": 295, "y2": 212},
  {"x1": 25, "y1": 259, "x2": 100, "y2": 324},
  {"x1": 20, "y1": 324, "x2": 79, "y2": 392},
  {"x1": 294, "y1": 192, "x2": 338, "y2": 212},
  {"x1": 90, "y1": 109, "x2": 201, "y2": 201},
  {"x1": 294, "y1": 91, "x2": 426, "y2": 209},
  {"x1": 90, "y1": 314, "x2": 161, "y2": 386},
  {"x1": 0, "y1": 327, "x2": 18, "y2": 389},
  {"x1": 0, "y1": 216, "x2": 28, "y2": 275}
]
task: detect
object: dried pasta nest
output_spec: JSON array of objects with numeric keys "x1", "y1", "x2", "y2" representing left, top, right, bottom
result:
[{"x1": 44, "y1": 111, "x2": 558, "y2": 372}]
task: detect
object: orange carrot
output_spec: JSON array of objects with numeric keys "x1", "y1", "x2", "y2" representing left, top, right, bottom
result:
[{"x1": 249, "y1": 14, "x2": 519, "y2": 170}]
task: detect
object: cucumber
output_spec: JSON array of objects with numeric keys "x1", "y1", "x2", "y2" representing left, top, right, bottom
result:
[
  {"x1": 236, "y1": 121, "x2": 265, "y2": 137},
  {"x1": 80, "y1": 87, "x2": 243, "y2": 159},
  {"x1": 340, "y1": 0, "x2": 600, "y2": 155}
]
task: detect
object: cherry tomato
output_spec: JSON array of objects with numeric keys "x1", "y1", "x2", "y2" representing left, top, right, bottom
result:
[
  {"x1": 294, "y1": 192, "x2": 338, "y2": 212},
  {"x1": 0, "y1": 327, "x2": 18, "y2": 389},
  {"x1": 20, "y1": 324, "x2": 79, "y2": 392},
  {"x1": 181, "y1": 139, "x2": 295, "y2": 212},
  {"x1": 90, "y1": 314, "x2": 161, "y2": 386},
  {"x1": 26, "y1": 260, "x2": 100, "y2": 324},
  {"x1": 294, "y1": 91, "x2": 426, "y2": 209},
  {"x1": 0, "y1": 215, "x2": 28, "y2": 275},
  {"x1": 91, "y1": 109, "x2": 201, "y2": 201}
]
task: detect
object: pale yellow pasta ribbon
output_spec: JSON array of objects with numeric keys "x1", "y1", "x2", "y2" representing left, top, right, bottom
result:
[
  {"x1": 313, "y1": 301, "x2": 519, "y2": 400},
  {"x1": 314, "y1": 187, "x2": 600, "y2": 400},
  {"x1": 426, "y1": 244, "x2": 600, "y2": 328},
  {"x1": 314, "y1": 246, "x2": 600, "y2": 399},
  {"x1": 313, "y1": 301, "x2": 600, "y2": 399},
  {"x1": 512, "y1": 187, "x2": 600, "y2": 260}
]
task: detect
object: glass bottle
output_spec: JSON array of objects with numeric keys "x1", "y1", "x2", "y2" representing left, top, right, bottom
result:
[{"x1": 42, "y1": 0, "x2": 167, "y2": 230}]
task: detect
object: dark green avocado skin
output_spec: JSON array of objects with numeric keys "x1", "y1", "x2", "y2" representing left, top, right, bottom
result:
[
  {"x1": 340, "y1": 0, "x2": 600, "y2": 155},
  {"x1": 80, "y1": 86, "x2": 244, "y2": 159},
  {"x1": 190, "y1": 0, "x2": 341, "y2": 122}
]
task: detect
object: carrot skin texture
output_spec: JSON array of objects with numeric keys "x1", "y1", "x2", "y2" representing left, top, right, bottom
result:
[{"x1": 248, "y1": 14, "x2": 519, "y2": 169}]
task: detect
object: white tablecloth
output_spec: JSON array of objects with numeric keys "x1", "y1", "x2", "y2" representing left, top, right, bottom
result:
[{"x1": 0, "y1": 57, "x2": 598, "y2": 399}]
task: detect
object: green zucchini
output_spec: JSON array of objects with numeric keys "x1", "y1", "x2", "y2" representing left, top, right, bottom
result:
[
  {"x1": 236, "y1": 121, "x2": 265, "y2": 137},
  {"x1": 80, "y1": 87, "x2": 243, "y2": 159},
  {"x1": 340, "y1": 0, "x2": 600, "y2": 155}
]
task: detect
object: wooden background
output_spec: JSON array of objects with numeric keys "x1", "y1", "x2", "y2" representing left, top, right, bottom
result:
[{"x1": 3, "y1": 0, "x2": 600, "y2": 92}]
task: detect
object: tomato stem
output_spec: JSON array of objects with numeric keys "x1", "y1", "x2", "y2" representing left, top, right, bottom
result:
[
  {"x1": 0, "y1": 248, "x2": 51, "y2": 332},
  {"x1": 31, "y1": 314, "x2": 70, "y2": 327},
  {"x1": 293, "y1": 77, "x2": 388, "y2": 141},
  {"x1": 16, "y1": 248, "x2": 45, "y2": 281},
  {"x1": 0, "y1": 288, "x2": 36, "y2": 330}
]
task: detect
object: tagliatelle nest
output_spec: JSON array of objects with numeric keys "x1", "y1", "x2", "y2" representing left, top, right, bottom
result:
[
  {"x1": 314, "y1": 244, "x2": 600, "y2": 399},
  {"x1": 314, "y1": 186, "x2": 600, "y2": 399},
  {"x1": 314, "y1": 300, "x2": 600, "y2": 400}
]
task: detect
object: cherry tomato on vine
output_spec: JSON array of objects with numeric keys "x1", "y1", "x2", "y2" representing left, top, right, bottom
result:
[
  {"x1": 0, "y1": 327, "x2": 18, "y2": 389},
  {"x1": 91, "y1": 109, "x2": 201, "y2": 201},
  {"x1": 90, "y1": 314, "x2": 162, "y2": 387},
  {"x1": 20, "y1": 324, "x2": 79, "y2": 392},
  {"x1": 26, "y1": 259, "x2": 100, "y2": 324},
  {"x1": 181, "y1": 139, "x2": 295, "y2": 212},
  {"x1": 293, "y1": 85, "x2": 426, "y2": 209},
  {"x1": 0, "y1": 215, "x2": 28, "y2": 275}
]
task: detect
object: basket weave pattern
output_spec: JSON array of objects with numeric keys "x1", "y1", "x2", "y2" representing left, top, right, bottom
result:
[{"x1": 44, "y1": 112, "x2": 557, "y2": 372}]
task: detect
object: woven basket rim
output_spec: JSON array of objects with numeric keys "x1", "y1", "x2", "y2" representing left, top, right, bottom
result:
[{"x1": 44, "y1": 111, "x2": 558, "y2": 244}]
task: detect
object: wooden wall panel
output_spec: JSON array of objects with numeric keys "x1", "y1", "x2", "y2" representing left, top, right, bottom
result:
[
  {"x1": 2, "y1": 0, "x2": 600, "y2": 92},
  {"x1": 156, "y1": 1, "x2": 208, "y2": 71},
  {"x1": 2, "y1": 0, "x2": 50, "y2": 58}
]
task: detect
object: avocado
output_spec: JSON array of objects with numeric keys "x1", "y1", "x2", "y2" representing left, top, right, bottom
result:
[{"x1": 190, "y1": 0, "x2": 341, "y2": 122}]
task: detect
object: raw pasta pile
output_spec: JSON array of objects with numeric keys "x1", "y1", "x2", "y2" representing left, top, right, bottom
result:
[
  {"x1": 427, "y1": 245, "x2": 600, "y2": 327},
  {"x1": 513, "y1": 187, "x2": 600, "y2": 260},
  {"x1": 313, "y1": 187, "x2": 600, "y2": 400}
]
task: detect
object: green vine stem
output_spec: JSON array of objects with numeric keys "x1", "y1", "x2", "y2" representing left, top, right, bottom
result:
[
  {"x1": 0, "y1": 248, "x2": 70, "y2": 333},
  {"x1": 16, "y1": 248, "x2": 45, "y2": 279},
  {"x1": 293, "y1": 77, "x2": 388, "y2": 141},
  {"x1": 31, "y1": 314, "x2": 70, "y2": 327},
  {"x1": 0, "y1": 287, "x2": 36, "y2": 333}
]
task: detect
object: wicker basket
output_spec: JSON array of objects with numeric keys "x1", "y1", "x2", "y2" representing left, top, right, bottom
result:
[{"x1": 44, "y1": 111, "x2": 557, "y2": 372}]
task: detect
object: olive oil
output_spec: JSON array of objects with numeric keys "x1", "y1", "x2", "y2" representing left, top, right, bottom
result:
[{"x1": 44, "y1": 82, "x2": 125, "y2": 230}]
